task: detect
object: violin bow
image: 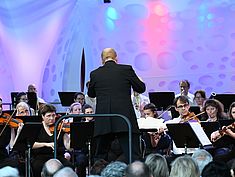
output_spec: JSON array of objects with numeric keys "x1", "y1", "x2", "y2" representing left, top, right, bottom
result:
[{"x1": 0, "y1": 109, "x2": 16, "y2": 137}]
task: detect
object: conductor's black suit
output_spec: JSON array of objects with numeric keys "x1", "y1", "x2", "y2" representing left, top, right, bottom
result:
[{"x1": 88, "y1": 60, "x2": 146, "y2": 162}]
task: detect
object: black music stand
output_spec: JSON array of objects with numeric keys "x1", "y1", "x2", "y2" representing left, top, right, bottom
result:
[
  {"x1": 13, "y1": 115, "x2": 42, "y2": 123},
  {"x1": 166, "y1": 123, "x2": 211, "y2": 154},
  {"x1": 70, "y1": 121, "x2": 94, "y2": 175},
  {"x1": 58, "y1": 92, "x2": 77, "y2": 106},
  {"x1": 13, "y1": 122, "x2": 42, "y2": 177},
  {"x1": 149, "y1": 92, "x2": 175, "y2": 110},
  {"x1": 219, "y1": 119, "x2": 235, "y2": 127},
  {"x1": 210, "y1": 93, "x2": 235, "y2": 112},
  {"x1": 200, "y1": 121, "x2": 220, "y2": 139}
]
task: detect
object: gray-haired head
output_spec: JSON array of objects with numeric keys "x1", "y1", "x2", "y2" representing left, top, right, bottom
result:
[
  {"x1": 101, "y1": 161, "x2": 127, "y2": 177},
  {"x1": 53, "y1": 167, "x2": 77, "y2": 177},
  {"x1": 0, "y1": 166, "x2": 19, "y2": 177},
  {"x1": 125, "y1": 161, "x2": 151, "y2": 177},
  {"x1": 192, "y1": 149, "x2": 213, "y2": 174},
  {"x1": 41, "y1": 158, "x2": 63, "y2": 177}
]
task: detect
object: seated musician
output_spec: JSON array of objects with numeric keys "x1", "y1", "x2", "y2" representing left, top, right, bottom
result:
[
  {"x1": 228, "y1": 102, "x2": 235, "y2": 120},
  {"x1": 15, "y1": 92, "x2": 35, "y2": 115},
  {"x1": 201, "y1": 99, "x2": 228, "y2": 122},
  {"x1": 0, "y1": 98, "x2": 19, "y2": 169},
  {"x1": 165, "y1": 96, "x2": 200, "y2": 155},
  {"x1": 31, "y1": 104, "x2": 72, "y2": 177},
  {"x1": 210, "y1": 102, "x2": 235, "y2": 164},
  {"x1": 141, "y1": 103, "x2": 172, "y2": 156}
]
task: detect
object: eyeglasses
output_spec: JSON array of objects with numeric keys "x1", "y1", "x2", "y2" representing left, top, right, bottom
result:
[{"x1": 177, "y1": 103, "x2": 189, "y2": 109}]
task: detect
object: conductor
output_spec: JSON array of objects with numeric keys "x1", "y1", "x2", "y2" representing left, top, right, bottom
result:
[{"x1": 88, "y1": 48, "x2": 146, "y2": 163}]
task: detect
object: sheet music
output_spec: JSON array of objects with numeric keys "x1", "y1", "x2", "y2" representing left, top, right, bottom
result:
[
  {"x1": 137, "y1": 117, "x2": 166, "y2": 129},
  {"x1": 189, "y1": 122, "x2": 212, "y2": 146}
]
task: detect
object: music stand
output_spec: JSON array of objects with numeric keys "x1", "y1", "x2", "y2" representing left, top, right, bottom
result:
[
  {"x1": 210, "y1": 94, "x2": 235, "y2": 112},
  {"x1": 219, "y1": 119, "x2": 234, "y2": 127},
  {"x1": 58, "y1": 92, "x2": 77, "y2": 106},
  {"x1": 13, "y1": 122, "x2": 42, "y2": 177},
  {"x1": 200, "y1": 121, "x2": 220, "y2": 139},
  {"x1": 166, "y1": 123, "x2": 211, "y2": 154},
  {"x1": 13, "y1": 116, "x2": 42, "y2": 123},
  {"x1": 148, "y1": 92, "x2": 175, "y2": 110},
  {"x1": 70, "y1": 121, "x2": 94, "y2": 175}
]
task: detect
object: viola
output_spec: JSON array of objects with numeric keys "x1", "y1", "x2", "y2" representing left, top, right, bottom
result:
[{"x1": 0, "y1": 113, "x2": 23, "y2": 129}]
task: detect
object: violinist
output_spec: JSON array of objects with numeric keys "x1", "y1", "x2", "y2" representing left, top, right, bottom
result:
[
  {"x1": 210, "y1": 102, "x2": 235, "y2": 165},
  {"x1": 141, "y1": 103, "x2": 172, "y2": 156},
  {"x1": 0, "y1": 98, "x2": 19, "y2": 169},
  {"x1": 15, "y1": 92, "x2": 35, "y2": 115},
  {"x1": 165, "y1": 96, "x2": 200, "y2": 155},
  {"x1": 31, "y1": 104, "x2": 72, "y2": 177}
]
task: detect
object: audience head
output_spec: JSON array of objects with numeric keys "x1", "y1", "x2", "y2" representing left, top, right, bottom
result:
[
  {"x1": 125, "y1": 161, "x2": 151, "y2": 177},
  {"x1": 202, "y1": 99, "x2": 226, "y2": 121},
  {"x1": 194, "y1": 90, "x2": 206, "y2": 107},
  {"x1": 101, "y1": 161, "x2": 127, "y2": 177},
  {"x1": 173, "y1": 96, "x2": 190, "y2": 117},
  {"x1": 69, "y1": 102, "x2": 82, "y2": 114},
  {"x1": 143, "y1": 103, "x2": 158, "y2": 118},
  {"x1": 145, "y1": 153, "x2": 169, "y2": 177},
  {"x1": 28, "y1": 84, "x2": 37, "y2": 93},
  {"x1": 16, "y1": 102, "x2": 30, "y2": 116},
  {"x1": 101, "y1": 48, "x2": 117, "y2": 64},
  {"x1": 228, "y1": 102, "x2": 235, "y2": 119},
  {"x1": 0, "y1": 166, "x2": 19, "y2": 177},
  {"x1": 74, "y1": 92, "x2": 85, "y2": 106},
  {"x1": 192, "y1": 149, "x2": 213, "y2": 174},
  {"x1": 90, "y1": 159, "x2": 109, "y2": 176},
  {"x1": 41, "y1": 159, "x2": 63, "y2": 177},
  {"x1": 201, "y1": 161, "x2": 230, "y2": 177},
  {"x1": 179, "y1": 80, "x2": 190, "y2": 96},
  {"x1": 53, "y1": 167, "x2": 77, "y2": 177},
  {"x1": 170, "y1": 155, "x2": 200, "y2": 177}
]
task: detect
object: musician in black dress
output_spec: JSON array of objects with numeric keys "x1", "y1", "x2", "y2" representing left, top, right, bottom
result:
[{"x1": 31, "y1": 104, "x2": 72, "y2": 177}]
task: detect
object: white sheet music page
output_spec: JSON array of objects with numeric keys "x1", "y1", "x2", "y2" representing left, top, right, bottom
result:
[
  {"x1": 137, "y1": 117, "x2": 166, "y2": 129},
  {"x1": 189, "y1": 122, "x2": 212, "y2": 146}
]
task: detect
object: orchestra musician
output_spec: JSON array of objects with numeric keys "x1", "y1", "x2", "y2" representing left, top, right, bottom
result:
[
  {"x1": 210, "y1": 102, "x2": 235, "y2": 165},
  {"x1": 31, "y1": 104, "x2": 72, "y2": 177},
  {"x1": 165, "y1": 96, "x2": 201, "y2": 156},
  {"x1": 0, "y1": 98, "x2": 19, "y2": 169},
  {"x1": 141, "y1": 103, "x2": 172, "y2": 156}
]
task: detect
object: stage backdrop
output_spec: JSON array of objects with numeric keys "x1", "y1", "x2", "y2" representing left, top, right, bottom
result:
[{"x1": 0, "y1": 0, "x2": 235, "y2": 107}]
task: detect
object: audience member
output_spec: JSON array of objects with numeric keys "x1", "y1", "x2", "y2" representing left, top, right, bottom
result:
[
  {"x1": 101, "y1": 161, "x2": 127, "y2": 177},
  {"x1": 145, "y1": 153, "x2": 169, "y2": 177},
  {"x1": 201, "y1": 99, "x2": 227, "y2": 121},
  {"x1": 125, "y1": 161, "x2": 152, "y2": 177},
  {"x1": 53, "y1": 167, "x2": 78, "y2": 177},
  {"x1": 193, "y1": 90, "x2": 206, "y2": 110},
  {"x1": 0, "y1": 166, "x2": 19, "y2": 177},
  {"x1": 90, "y1": 159, "x2": 109, "y2": 176},
  {"x1": 192, "y1": 149, "x2": 213, "y2": 174},
  {"x1": 82, "y1": 104, "x2": 94, "y2": 122},
  {"x1": 175, "y1": 80, "x2": 195, "y2": 105},
  {"x1": 201, "y1": 161, "x2": 231, "y2": 177},
  {"x1": 170, "y1": 155, "x2": 200, "y2": 177},
  {"x1": 41, "y1": 159, "x2": 63, "y2": 177},
  {"x1": 74, "y1": 92, "x2": 86, "y2": 107}
]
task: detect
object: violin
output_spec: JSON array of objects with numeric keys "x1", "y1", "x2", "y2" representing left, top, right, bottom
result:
[
  {"x1": 219, "y1": 122, "x2": 235, "y2": 136},
  {"x1": 0, "y1": 113, "x2": 23, "y2": 129},
  {"x1": 180, "y1": 111, "x2": 204, "y2": 123},
  {"x1": 49, "y1": 122, "x2": 70, "y2": 133}
]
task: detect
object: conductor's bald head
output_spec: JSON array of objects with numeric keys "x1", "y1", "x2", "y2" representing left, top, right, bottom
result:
[{"x1": 101, "y1": 48, "x2": 117, "y2": 64}]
